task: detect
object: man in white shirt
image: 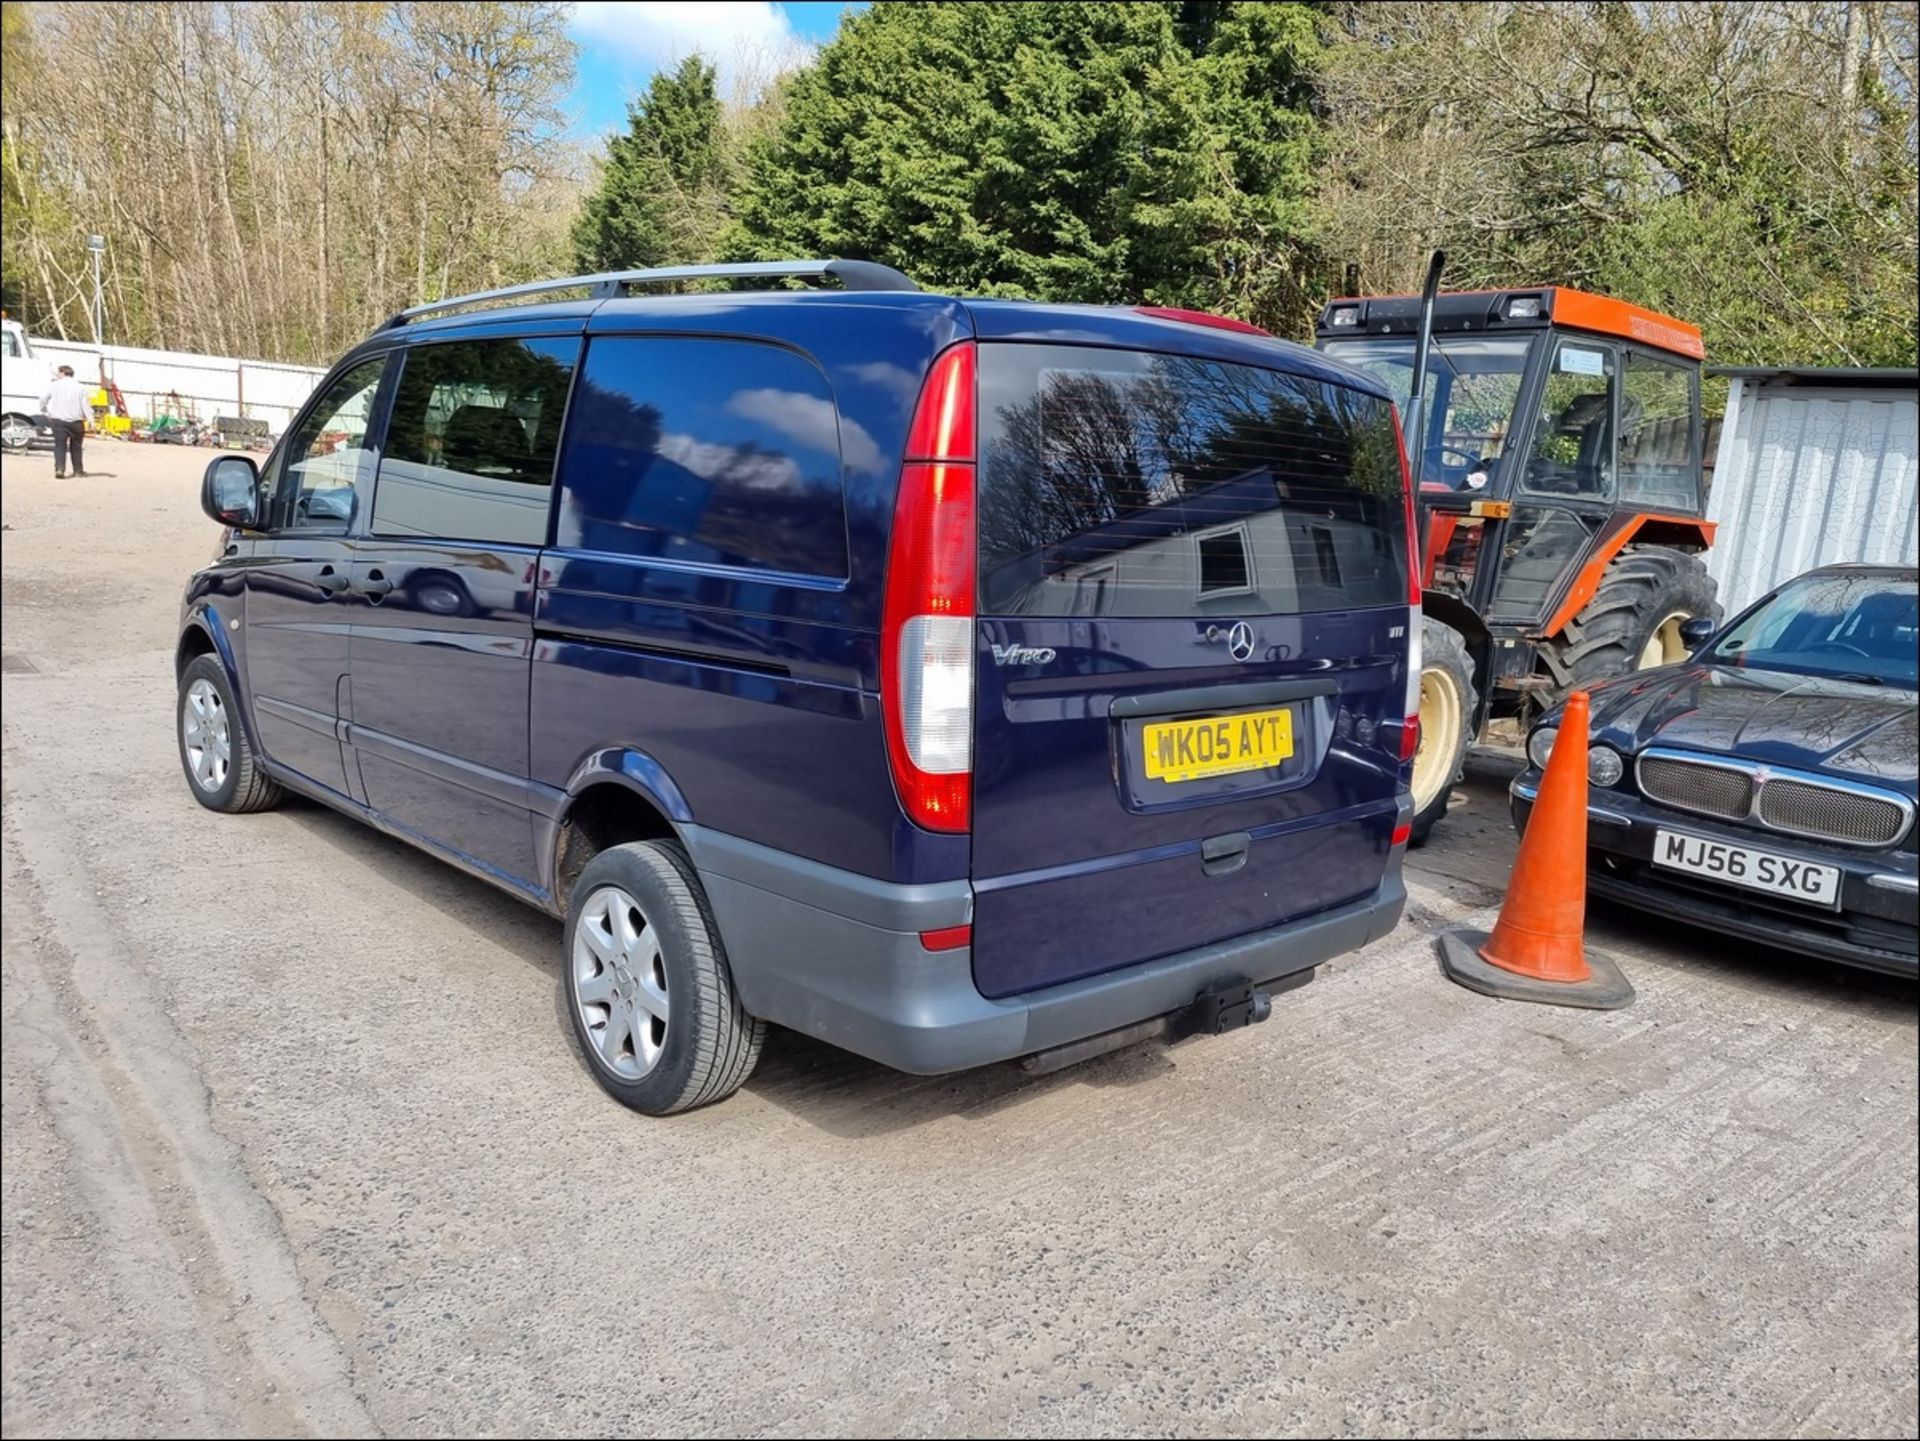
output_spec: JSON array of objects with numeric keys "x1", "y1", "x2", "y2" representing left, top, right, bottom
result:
[{"x1": 38, "y1": 365, "x2": 91, "y2": 479}]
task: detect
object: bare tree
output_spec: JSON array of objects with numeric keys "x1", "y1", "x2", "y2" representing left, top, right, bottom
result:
[{"x1": 1, "y1": 1, "x2": 584, "y2": 363}]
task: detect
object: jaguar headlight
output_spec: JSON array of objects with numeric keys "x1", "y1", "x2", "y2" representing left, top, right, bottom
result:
[
  {"x1": 1587, "y1": 745, "x2": 1625, "y2": 788},
  {"x1": 1527, "y1": 726, "x2": 1558, "y2": 771}
]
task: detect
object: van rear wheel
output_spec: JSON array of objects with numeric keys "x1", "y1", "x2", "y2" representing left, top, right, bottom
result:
[
  {"x1": 1409, "y1": 618, "x2": 1477, "y2": 845},
  {"x1": 563, "y1": 840, "x2": 764, "y2": 1116}
]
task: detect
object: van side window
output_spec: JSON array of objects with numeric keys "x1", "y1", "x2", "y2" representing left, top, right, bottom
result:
[
  {"x1": 271, "y1": 356, "x2": 388, "y2": 531},
  {"x1": 1618, "y1": 352, "x2": 1698, "y2": 511},
  {"x1": 373, "y1": 337, "x2": 578, "y2": 546},
  {"x1": 556, "y1": 337, "x2": 849, "y2": 577}
]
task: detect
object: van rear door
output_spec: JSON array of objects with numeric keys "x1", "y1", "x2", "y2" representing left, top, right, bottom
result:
[{"x1": 968, "y1": 341, "x2": 1413, "y2": 998}]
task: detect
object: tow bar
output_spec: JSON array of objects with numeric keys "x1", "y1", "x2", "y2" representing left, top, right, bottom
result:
[{"x1": 1019, "y1": 970, "x2": 1312, "y2": 1076}]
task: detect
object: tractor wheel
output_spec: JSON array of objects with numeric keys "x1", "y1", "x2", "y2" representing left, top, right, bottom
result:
[
  {"x1": 1537, "y1": 545, "x2": 1720, "y2": 709},
  {"x1": 1409, "y1": 617, "x2": 1478, "y2": 845}
]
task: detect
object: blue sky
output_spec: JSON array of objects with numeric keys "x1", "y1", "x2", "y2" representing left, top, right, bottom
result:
[{"x1": 568, "y1": 2, "x2": 865, "y2": 139}]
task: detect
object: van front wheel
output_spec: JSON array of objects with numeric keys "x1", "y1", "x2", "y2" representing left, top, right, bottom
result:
[
  {"x1": 564, "y1": 841, "x2": 764, "y2": 1116},
  {"x1": 177, "y1": 653, "x2": 282, "y2": 814}
]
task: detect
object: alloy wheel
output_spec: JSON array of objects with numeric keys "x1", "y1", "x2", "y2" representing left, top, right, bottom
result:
[
  {"x1": 572, "y1": 885, "x2": 670, "y2": 1080},
  {"x1": 181, "y1": 678, "x2": 232, "y2": 793}
]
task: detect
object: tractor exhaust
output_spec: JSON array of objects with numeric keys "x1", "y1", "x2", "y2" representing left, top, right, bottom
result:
[{"x1": 1401, "y1": 248, "x2": 1446, "y2": 457}]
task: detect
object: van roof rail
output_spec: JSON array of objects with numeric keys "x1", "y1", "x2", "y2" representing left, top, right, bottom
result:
[{"x1": 383, "y1": 259, "x2": 921, "y2": 328}]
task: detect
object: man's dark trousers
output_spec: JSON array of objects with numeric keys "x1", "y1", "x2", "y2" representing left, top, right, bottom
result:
[{"x1": 51, "y1": 419, "x2": 85, "y2": 476}]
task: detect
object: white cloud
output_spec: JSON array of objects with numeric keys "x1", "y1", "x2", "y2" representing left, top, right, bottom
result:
[
  {"x1": 727, "y1": 386, "x2": 884, "y2": 474},
  {"x1": 843, "y1": 360, "x2": 921, "y2": 407},
  {"x1": 660, "y1": 432, "x2": 802, "y2": 492},
  {"x1": 570, "y1": 2, "x2": 814, "y2": 97}
]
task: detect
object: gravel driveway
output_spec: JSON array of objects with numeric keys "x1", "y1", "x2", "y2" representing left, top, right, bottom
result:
[{"x1": 3, "y1": 442, "x2": 1915, "y2": 1438}]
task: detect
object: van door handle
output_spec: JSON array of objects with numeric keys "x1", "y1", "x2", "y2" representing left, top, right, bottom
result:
[
  {"x1": 1201, "y1": 831, "x2": 1251, "y2": 877},
  {"x1": 314, "y1": 566, "x2": 349, "y2": 595},
  {"x1": 358, "y1": 570, "x2": 393, "y2": 600}
]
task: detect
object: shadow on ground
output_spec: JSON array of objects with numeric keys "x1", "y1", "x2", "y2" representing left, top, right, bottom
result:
[
  {"x1": 273, "y1": 794, "x2": 1199, "y2": 1137},
  {"x1": 1427, "y1": 745, "x2": 1918, "y2": 1015},
  {"x1": 275, "y1": 757, "x2": 1914, "y2": 1145}
]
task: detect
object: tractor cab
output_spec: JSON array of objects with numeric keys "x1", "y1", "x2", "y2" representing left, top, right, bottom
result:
[{"x1": 1315, "y1": 286, "x2": 1719, "y2": 840}]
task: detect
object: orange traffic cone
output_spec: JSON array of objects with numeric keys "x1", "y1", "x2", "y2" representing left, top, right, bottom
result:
[{"x1": 1437, "y1": 691, "x2": 1635, "y2": 1009}]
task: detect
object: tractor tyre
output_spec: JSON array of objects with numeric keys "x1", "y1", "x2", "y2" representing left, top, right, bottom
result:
[
  {"x1": 1409, "y1": 617, "x2": 1479, "y2": 846},
  {"x1": 1537, "y1": 545, "x2": 1720, "y2": 710}
]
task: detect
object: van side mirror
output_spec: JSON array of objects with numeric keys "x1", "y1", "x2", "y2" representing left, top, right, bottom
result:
[
  {"x1": 1679, "y1": 616, "x2": 1718, "y2": 651},
  {"x1": 202, "y1": 455, "x2": 260, "y2": 529}
]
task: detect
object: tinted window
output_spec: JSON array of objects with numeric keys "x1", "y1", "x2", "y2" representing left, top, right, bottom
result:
[
  {"x1": 1322, "y1": 335, "x2": 1533, "y2": 493},
  {"x1": 373, "y1": 337, "x2": 577, "y2": 546},
  {"x1": 555, "y1": 337, "x2": 848, "y2": 577},
  {"x1": 1523, "y1": 342, "x2": 1615, "y2": 500},
  {"x1": 1710, "y1": 572, "x2": 1919, "y2": 688},
  {"x1": 1488, "y1": 505, "x2": 1602, "y2": 620},
  {"x1": 271, "y1": 356, "x2": 387, "y2": 531},
  {"x1": 976, "y1": 344, "x2": 1407, "y2": 618},
  {"x1": 1618, "y1": 352, "x2": 1697, "y2": 510}
]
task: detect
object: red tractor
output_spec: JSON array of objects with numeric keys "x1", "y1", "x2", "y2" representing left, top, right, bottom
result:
[{"x1": 1316, "y1": 275, "x2": 1719, "y2": 841}]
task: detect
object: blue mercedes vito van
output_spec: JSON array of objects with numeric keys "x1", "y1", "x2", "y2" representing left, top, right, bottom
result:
[{"x1": 177, "y1": 260, "x2": 1418, "y2": 1114}]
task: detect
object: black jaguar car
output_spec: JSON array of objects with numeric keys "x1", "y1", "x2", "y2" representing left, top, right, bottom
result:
[{"x1": 1511, "y1": 563, "x2": 1918, "y2": 976}]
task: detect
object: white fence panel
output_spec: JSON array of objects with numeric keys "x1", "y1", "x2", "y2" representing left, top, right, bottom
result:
[
  {"x1": 1707, "y1": 379, "x2": 1920, "y2": 615},
  {"x1": 28, "y1": 340, "x2": 103, "y2": 377},
  {"x1": 30, "y1": 337, "x2": 327, "y2": 434}
]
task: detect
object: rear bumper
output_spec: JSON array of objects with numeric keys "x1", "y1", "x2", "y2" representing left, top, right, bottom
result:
[
  {"x1": 1510, "y1": 776, "x2": 1919, "y2": 977},
  {"x1": 686, "y1": 826, "x2": 1408, "y2": 1075}
]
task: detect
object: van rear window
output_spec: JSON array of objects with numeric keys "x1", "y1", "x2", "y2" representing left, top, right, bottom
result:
[{"x1": 976, "y1": 344, "x2": 1407, "y2": 617}]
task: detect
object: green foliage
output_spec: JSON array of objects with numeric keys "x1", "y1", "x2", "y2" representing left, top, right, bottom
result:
[
  {"x1": 1316, "y1": 1, "x2": 1918, "y2": 366},
  {"x1": 6, "y1": 0, "x2": 1911, "y2": 374},
  {"x1": 727, "y1": 1, "x2": 1324, "y2": 331},
  {"x1": 571, "y1": 55, "x2": 727, "y2": 272},
  {"x1": 0, "y1": 2, "x2": 66, "y2": 331}
]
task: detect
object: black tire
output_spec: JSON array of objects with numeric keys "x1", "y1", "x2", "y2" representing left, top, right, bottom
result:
[
  {"x1": 1410, "y1": 617, "x2": 1478, "y2": 845},
  {"x1": 176, "y1": 653, "x2": 283, "y2": 813},
  {"x1": 1536, "y1": 545, "x2": 1720, "y2": 709},
  {"x1": 563, "y1": 840, "x2": 764, "y2": 1116}
]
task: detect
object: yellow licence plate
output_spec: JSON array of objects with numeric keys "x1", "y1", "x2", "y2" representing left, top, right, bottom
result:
[{"x1": 1142, "y1": 708, "x2": 1294, "y2": 784}]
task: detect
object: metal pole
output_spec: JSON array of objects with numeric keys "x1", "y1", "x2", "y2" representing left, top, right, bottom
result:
[{"x1": 87, "y1": 234, "x2": 106, "y2": 346}]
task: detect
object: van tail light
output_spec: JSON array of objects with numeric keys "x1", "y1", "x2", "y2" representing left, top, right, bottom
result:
[
  {"x1": 1400, "y1": 601, "x2": 1422, "y2": 763},
  {"x1": 1393, "y1": 404, "x2": 1423, "y2": 765},
  {"x1": 1391, "y1": 402, "x2": 1422, "y2": 612},
  {"x1": 883, "y1": 341, "x2": 977, "y2": 833}
]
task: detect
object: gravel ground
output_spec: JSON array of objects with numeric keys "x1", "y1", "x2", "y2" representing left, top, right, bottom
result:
[{"x1": 2, "y1": 441, "x2": 1915, "y2": 1439}]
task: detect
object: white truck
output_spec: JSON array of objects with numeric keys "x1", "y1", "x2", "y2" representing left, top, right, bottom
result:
[{"x1": 2, "y1": 318, "x2": 54, "y2": 452}]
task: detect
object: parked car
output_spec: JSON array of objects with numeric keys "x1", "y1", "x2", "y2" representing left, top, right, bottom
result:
[
  {"x1": 2, "y1": 317, "x2": 52, "y2": 452},
  {"x1": 1511, "y1": 563, "x2": 1919, "y2": 975},
  {"x1": 175, "y1": 259, "x2": 1420, "y2": 1115}
]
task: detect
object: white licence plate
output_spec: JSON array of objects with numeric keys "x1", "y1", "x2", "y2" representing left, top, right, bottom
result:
[{"x1": 1651, "y1": 829, "x2": 1842, "y2": 909}]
